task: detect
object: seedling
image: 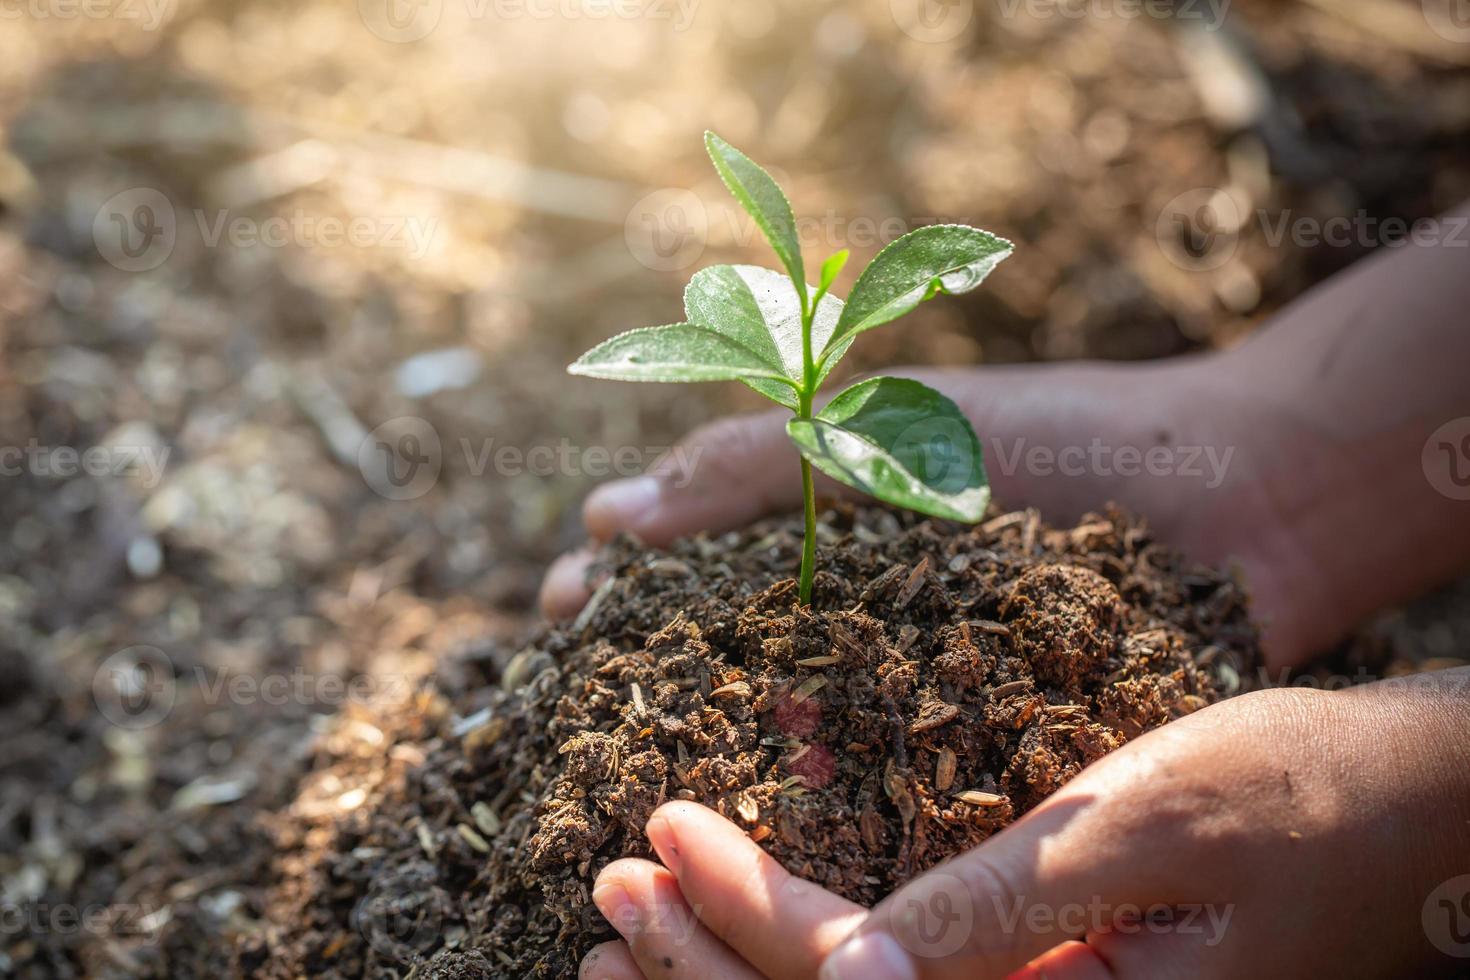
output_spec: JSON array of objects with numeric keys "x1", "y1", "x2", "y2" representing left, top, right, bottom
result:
[{"x1": 571, "y1": 132, "x2": 1013, "y2": 605}]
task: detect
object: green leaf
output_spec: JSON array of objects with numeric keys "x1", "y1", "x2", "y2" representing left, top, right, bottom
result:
[
  {"x1": 786, "y1": 377, "x2": 989, "y2": 522},
  {"x1": 818, "y1": 249, "x2": 849, "y2": 295},
  {"x1": 684, "y1": 265, "x2": 846, "y2": 408},
  {"x1": 568, "y1": 323, "x2": 795, "y2": 385},
  {"x1": 704, "y1": 132, "x2": 806, "y2": 298},
  {"x1": 821, "y1": 225, "x2": 1012, "y2": 363}
]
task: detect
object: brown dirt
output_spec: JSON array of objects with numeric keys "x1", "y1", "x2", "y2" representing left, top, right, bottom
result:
[
  {"x1": 2, "y1": 4, "x2": 1467, "y2": 978},
  {"x1": 255, "y1": 502, "x2": 1257, "y2": 978}
]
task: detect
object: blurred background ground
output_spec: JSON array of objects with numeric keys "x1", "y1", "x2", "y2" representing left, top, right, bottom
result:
[{"x1": 1, "y1": 0, "x2": 1469, "y2": 975}]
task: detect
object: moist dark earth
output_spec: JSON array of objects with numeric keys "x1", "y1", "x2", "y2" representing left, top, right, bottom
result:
[{"x1": 251, "y1": 503, "x2": 1258, "y2": 978}]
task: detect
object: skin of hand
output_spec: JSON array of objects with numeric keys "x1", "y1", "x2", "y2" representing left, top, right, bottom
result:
[
  {"x1": 580, "y1": 669, "x2": 1470, "y2": 980},
  {"x1": 558, "y1": 212, "x2": 1470, "y2": 977},
  {"x1": 543, "y1": 209, "x2": 1470, "y2": 667},
  {"x1": 544, "y1": 355, "x2": 1323, "y2": 662}
]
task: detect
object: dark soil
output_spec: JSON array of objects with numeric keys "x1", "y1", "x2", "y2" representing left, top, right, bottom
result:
[
  {"x1": 256, "y1": 503, "x2": 1257, "y2": 978},
  {"x1": 4, "y1": 5, "x2": 1469, "y2": 978}
]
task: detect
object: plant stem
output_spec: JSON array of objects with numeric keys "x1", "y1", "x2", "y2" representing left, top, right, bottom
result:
[
  {"x1": 797, "y1": 290, "x2": 817, "y2": 607},
  {"x1": 797, "y1": 394, "x2": 817, "y2": 606}
]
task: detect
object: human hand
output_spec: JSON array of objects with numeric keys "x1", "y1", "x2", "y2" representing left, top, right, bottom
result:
[
  {"x1": 544, "y1": 358, "x2": 1332, "y2": 667},
  {"x1": 581, "y1": 670, "x2": 1470, "y2": 979}
]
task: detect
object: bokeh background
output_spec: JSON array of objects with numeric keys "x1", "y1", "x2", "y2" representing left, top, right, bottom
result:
[{"x1": 2, "y1": 0, "x2": 1470, "y2": 975}]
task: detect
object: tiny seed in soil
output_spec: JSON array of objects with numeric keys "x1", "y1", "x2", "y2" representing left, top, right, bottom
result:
[
  {"x1": 955, "y1": 790, "x2": 1008, "y2": 807},
  {"x1": 936, "y1": 747, "x2": 957, "y2": 791},
  {"x1": 457, "y1": 823, "x2": 491, "y2": 853},
  {"x1": 647, "y1": 558, "x2": 693, "y2": 577},
  {"x1": 795, "y1": 655, "x2": 841, "y2": 667},
  {"x1": 471, "y1": 801, "x2": 501, "y2": 835},
  {"x1": 910, "y1": 702, "x2": 960, "y2": 733},
  {"x1": 982, "y1": 510, "x2": 1025, "y2": 534},
  {"x1": 709, "y1": 681, "x2": 752, "y2": 699},
  {"x1": 897, "y1": 557, "x2": 931, "y2": 608},
  {"x1": 790, "y1": 675, "x2": 827, "y2": 704}
]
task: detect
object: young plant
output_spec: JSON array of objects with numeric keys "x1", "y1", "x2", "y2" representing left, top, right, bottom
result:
[{"x1": 570, "y1": 131, "x2": 1013, "y2": 605}]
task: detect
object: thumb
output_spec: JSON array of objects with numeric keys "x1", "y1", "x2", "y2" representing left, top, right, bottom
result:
[
  {"x1": 583, "y1": 407, "x2": 811, "y2": 545},
  {"x1": 817, "y1": 757, "x2": 1202, "y2": 980},
  {"x1": 541, "y1": 406, "x2": 848, "y2": 618}
]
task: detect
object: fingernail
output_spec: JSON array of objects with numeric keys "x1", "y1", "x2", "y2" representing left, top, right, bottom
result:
[
  {"x1": 591, "y1": 881, "x2": 637, "y2": 934},
  {"x1": 645, "y1": 813, "x2": 681, "y2": 877},
  {"x1": 820, "y1": 933, "x2": 917, "y2": 980},
  {"x1": 587, "y1": 476, "x2": 661, "y2": 527}
]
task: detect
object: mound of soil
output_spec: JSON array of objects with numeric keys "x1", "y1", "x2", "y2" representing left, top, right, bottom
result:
[{"x1": 258, "y1": 503, "x2": 1257, "y2": 978}]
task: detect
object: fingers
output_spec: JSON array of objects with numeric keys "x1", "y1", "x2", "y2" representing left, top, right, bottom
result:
[
  {"x1": 641, "y1": 801, "x2": 868, "y2": 980},
  {"x1": 1013, "y1": 941, "x2": 1116, "y2": 980},
  {"x1": 591, "y1": 858, "x2": 762, "y2": 980},
  {"x1": 583, "y1": 411, "x2": 809, "y2": 546},
  {"x1": 817, "y1": 765, "x2": 1204, "y2": 980},
  {"x1": 581, "y1": 940, "x2": 644, "y2": 980},
  {"x1": 540, "y1": 546, "x2": 597, "y2": 620},
  {"x1": 544, "y1": 409, "x2": 823, "y2": 619}
]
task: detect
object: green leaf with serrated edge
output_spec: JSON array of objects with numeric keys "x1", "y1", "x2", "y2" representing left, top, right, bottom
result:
[
  {"x1": 684, "y1": 265, "x2": 845, "y2": 408},
  {"x1": 785, "y1": 377, "x2": 989, "y2": 521},
  {"x1": 568, "y1": 323, "x2": 796, "y2": 385},
  {"x1": 704, "y1": 132, "x2": 806, "y2": 298},
  {"x1": 820, "y1": 225, "x2": 1013, "y2": 365}
]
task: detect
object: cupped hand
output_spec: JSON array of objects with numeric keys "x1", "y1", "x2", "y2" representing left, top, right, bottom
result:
[
  {"x1": 581, "y1": 670, "x2": 1470, "y2": 979},
  {"x1": 544, "y1": 358, "x2": 1339, "y2": 667}
]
